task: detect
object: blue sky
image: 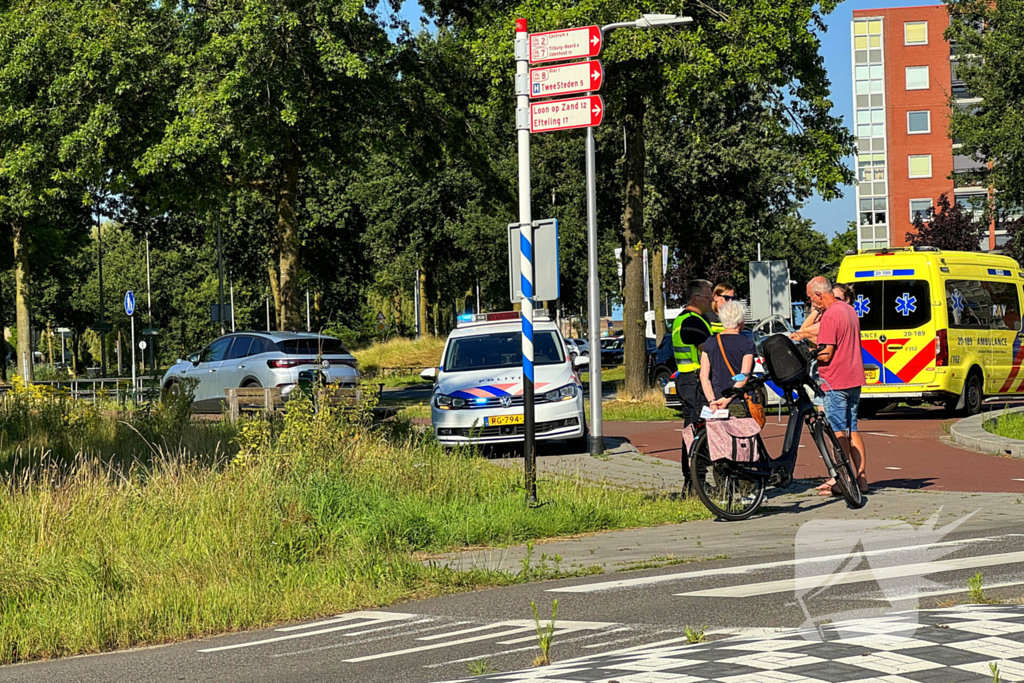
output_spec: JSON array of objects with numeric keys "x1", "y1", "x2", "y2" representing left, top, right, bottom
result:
[{"x1": 800, "y1": 0, "x2": 938, "y2": 237}]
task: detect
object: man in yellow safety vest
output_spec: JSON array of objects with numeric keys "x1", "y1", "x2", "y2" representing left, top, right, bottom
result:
[{"x1": 672, "y1": 279, "x2": 713, "y2": 426}]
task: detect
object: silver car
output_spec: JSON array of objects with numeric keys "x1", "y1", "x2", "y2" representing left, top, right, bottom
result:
[{"x1": 162, "y1": 332, "x2": 360, "y2": 411}]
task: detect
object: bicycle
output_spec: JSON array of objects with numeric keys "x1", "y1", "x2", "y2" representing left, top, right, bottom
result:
[{"x1": 686, "y1": 342, "x2": 865, "y2": 521}]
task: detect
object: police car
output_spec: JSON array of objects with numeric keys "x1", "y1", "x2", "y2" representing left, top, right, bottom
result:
[{"x1": 420, "y1": 311, "x2": 588, "y2": 449}]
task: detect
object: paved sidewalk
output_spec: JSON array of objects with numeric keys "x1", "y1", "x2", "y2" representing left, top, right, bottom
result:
[
  {"x1": 438, "y1": 604, "x2": 1024, "y2": 683},
  {"x1": 493, "y1": 437, "x2": 687, "y2": 493}
]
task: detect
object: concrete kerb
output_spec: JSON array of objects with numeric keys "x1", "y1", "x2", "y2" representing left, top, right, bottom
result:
[{"x1": 949, "y1": 406, "x2": 1024, "y2": 458}]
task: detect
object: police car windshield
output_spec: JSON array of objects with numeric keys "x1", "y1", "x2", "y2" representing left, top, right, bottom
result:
[{"x1": 444, "y1": 331, "x2": 565, "y2": 372}]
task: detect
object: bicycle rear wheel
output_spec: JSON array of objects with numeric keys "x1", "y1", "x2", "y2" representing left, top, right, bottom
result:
[
  {"x1": 813, "y1": 420, "x2": 865, "y2": 509},
  {"x1": 689, "y1": 431, "x2": 766, "y2": 521}
]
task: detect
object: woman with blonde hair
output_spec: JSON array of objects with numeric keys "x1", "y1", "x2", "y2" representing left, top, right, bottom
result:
[{"x1": 700, "y1": 301, "x2": 757, "y2": 416}]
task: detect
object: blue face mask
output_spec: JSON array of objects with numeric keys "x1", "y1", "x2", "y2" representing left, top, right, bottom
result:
[{"x1": 732, "y1": 373, "x2": 746, "y2": 382}]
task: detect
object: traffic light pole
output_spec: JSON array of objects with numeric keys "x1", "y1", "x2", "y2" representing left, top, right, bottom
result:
[{"x1": 515, "y1": 18, "x2": 537, "y2": 504}]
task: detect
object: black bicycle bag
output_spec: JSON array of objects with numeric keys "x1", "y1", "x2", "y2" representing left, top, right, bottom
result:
[{"x1": 761, "y1": 334, "x2": 812, "y2": 388}]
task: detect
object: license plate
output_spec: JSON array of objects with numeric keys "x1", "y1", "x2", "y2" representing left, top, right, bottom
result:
[
  {"x1": 864, "y1": 367, "x2": 879, "y2": 382},
  {"x1": 485, "y1": 414, "x2": 524, "y2": 426}
]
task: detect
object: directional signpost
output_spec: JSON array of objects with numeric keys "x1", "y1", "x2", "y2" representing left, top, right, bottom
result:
[
  {"x1": 527, "y1": 25, "x2": 602, "y2": 63},
  {"x1": 125, "y1": 291, "x2": 137, "y2": 393},
  {"x1": 515, "y1": 18, "x2": 611, "y2": 497},
  {"x1": 530, "y1": 95, "x2": 604, "y2": 133},
  {"x1": 529, "y1": 60, "x2": 603, "y2": 98}
]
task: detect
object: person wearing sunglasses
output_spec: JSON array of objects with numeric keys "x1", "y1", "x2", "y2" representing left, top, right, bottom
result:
[{"x1": 710, "y1": 283, "x2": 737, "y2": 324}]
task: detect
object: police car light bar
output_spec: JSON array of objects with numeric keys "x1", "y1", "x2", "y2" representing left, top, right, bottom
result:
[{"x1": 456, "y1": 310, "x2": 551, "y2": 326}]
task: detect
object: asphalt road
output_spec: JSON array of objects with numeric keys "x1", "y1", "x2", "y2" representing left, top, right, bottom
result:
[{"x1": 6, "y1": 515, "x2": 1024, "y2": 683}]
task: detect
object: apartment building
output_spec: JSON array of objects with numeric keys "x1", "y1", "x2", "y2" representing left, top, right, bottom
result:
[{"x1": 851, "y1": 6, "x2": 993, "y2": 251}]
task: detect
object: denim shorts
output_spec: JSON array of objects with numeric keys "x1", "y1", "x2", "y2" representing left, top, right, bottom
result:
[{"x1": 823, "y1": 386, "x2": 861, "y2": 433}]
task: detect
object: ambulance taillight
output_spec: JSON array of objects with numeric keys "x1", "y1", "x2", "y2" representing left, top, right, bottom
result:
[{"x1": 935, "y1": 329, "x2": 949, "y2": 367}]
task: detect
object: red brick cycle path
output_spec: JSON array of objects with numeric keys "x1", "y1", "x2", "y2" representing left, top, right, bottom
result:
[{"x1": 605, "y1": 407, "x2": 1024, "y2": 494}]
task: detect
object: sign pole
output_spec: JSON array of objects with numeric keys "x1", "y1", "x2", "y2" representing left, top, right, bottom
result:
[
  {"x1": 131, "y1": 315, "x2": 136, "y2": 393},
  {"x1": 586, "y1": 122, "x2": 603, "y2": 456},
  {"x1": 516, "y1": 18, "x2": 537, "y2": 504}
]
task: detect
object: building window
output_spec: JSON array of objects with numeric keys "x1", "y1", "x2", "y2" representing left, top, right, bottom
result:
[
  {"x1": 909, "y1": 155, "x2": 932, "y2": 178},
  {"x1": 906, "y1": 66, "x2": 930, "y2": 90},
  {"x1": 907, "y1": 110, "x2": 930, "y2": 134},
  {"x1": 904, "y1": 22, "x2": 928, "y2": 45},
  {"x1": 910, "y1": 199, "x2": 932, "y2": 222}
]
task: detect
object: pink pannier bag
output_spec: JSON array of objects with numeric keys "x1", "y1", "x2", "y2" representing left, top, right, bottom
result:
[{"x1": 704, "y1": 418, "x2": 762, "y2": 462}]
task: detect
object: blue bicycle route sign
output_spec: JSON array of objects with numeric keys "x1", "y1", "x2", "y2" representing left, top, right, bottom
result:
[{"x1": 124, "y1": 290, "x2": 135, "y2": 317}]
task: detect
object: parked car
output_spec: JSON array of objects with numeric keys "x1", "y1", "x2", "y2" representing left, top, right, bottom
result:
[
  {"x1": 600, "y1": 336, "x2": 657, "y2": 366},
  {"x1": 161, "y1": 332, "x2": 360, "y2": 412},
  {"x1": 568, "y1": 338, "x2": 590, "y2": 355}
]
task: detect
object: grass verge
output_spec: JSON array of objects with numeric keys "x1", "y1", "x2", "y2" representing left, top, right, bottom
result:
[
  {"x1": 984, "y1": 409, "x2": 1024, "y2": 440},
  {"x1": 0, "y1": 388, "x2": 706, "y2": 664},
  {"x1": 353, "y1": 336, "x2": 446, "y2": 376}
]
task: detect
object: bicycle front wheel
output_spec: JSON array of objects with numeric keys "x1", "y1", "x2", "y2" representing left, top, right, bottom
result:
[
  {"x1": 689, "y1": 430, "x2": 766, "y2": 521},
  {"x1": 813, "y1": 420, "x2": 865, "y2": 509}
]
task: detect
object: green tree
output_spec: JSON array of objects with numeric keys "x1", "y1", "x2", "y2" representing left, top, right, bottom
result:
[
  {"x1": 0, "y1": 0, "x2": 174, "y2": 379},
  {"x1": 946, "y1": 0, "x2": 1024, "y2": 209},
  {"x1": 141, "y1": 0, "x2": 400, "y2": 330}
]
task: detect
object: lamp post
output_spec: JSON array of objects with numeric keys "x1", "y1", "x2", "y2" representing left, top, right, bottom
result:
[{"x1": 586, "y1": 14, "x2": 693, "y2": 457}]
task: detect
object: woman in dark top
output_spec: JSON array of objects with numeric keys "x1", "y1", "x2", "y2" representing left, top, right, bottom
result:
[{"x1": 700, "y1": 300, "x2": 756, "y2": 415}]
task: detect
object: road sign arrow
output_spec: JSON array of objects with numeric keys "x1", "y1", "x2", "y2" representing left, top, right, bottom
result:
[
  {"x1": 529, "y1": 60, "x2": 603, "y2": 99},
  {"x1": 530, "y1": 95, "x2": 604, "y2": 133},
  {"x1": 529, "y1": 25, "x2": 603, "y2": 64}
]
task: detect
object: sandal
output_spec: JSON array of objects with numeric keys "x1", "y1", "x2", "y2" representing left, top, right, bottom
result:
[
  {"x1": 817, "y1": 484, "x2": 843, "y2": 497},
  {"x1": 814, "y1": 479, "x2": 836, "y2": 491}
]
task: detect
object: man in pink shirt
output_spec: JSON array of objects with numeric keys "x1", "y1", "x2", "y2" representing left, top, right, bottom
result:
[{"x1": 806, "y1": 276, "x2": 868, "y2": 494}]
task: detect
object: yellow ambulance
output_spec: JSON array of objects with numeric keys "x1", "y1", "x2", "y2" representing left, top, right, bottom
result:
[{"x1": 836, "y1": 247, "x2": 1024, "y2": 416}]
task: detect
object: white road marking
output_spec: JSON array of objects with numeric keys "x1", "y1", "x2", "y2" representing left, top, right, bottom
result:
[
  {"x1": 342, "y1": 626, "x2": 536, "y2": 662},
  {"x1": 270, "y1": 621, "x2": 451, "y2": 658},
  {"x1": 675, "y1": 551, "x2": 1024, "y2": 598},
  {"x1": 422, "y1": 630, "x2": 631, "y2": 669},
  {"x1": 1013, "y1": 479, "x2": 1024, "y2": 482},
  {"x1": 859, "y1": 580, "x2": 1024, "y2": 602},
  {"x1": 549, "y1": 534, "x2": 1004, "y2": 593},
  {"x1": 274, "y1": 611, "x2": 414, "y2": 632},
  {"x1": 885, "y1": 467, "x2": 902, "y2": 470},
  {"x1": 867, "y1": 432, "x2": 898, "y2": 437},
  {"x1": 341, "y1": 618, "x2": 454, "y2": 638},
  {"x1": 417, "y1": 622, "x2": 520, "y2": 641},
  {"x1": 199, "y1": 618, "x2": 416, "y2": 652},
  {"x1": 343, "y1": 620, "x2": 616, "y2": 663}
]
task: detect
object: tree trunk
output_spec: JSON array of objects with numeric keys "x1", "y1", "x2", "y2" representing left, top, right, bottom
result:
[
  {"x1": 13, "y1": 221, "x2": 33, "y2": 383},
  {"x1": 267, "y1": 260, "x2": 281, "y2": 329},
  {"x1": 419, "y1": 269, "x2": 429, "y2": 337},
  {"x1": 652, "y1": 244, "x2": 666, "y2": 343},
  {"x1": 621, "y1": 95, "x2": 647, "y2": 399},
  {"x1": 313, "y1": 290, "x2": 321, "y2": 330},
  {"x1": 276, "y1": 139, "x2": 302, "y2": 331}
]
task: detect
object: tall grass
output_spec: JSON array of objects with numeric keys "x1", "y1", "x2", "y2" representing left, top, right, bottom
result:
[
  {"x1": 353, "y1": 336, "x2": 446, "y2": 376},
  {"x1": 0, "y1": 388, "x2": 706, "y2": 664}
]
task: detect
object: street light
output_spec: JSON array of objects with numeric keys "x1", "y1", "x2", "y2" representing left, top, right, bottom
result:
[{"x1": 585, "y1": 14, "x2": 693, "y2": 457}]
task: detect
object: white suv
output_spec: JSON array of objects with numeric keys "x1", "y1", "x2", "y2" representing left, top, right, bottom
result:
[
  {"x1": 162, "y1": 332, "x2": 359, "y2": 411},
  {"x1": 422, "y1": 312, "x2": 587, "y2": 449}
]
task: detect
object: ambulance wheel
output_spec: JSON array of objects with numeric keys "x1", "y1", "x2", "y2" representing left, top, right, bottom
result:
[{"x1": 962, "y1": 372, "x2": 984, "y2": 416}]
